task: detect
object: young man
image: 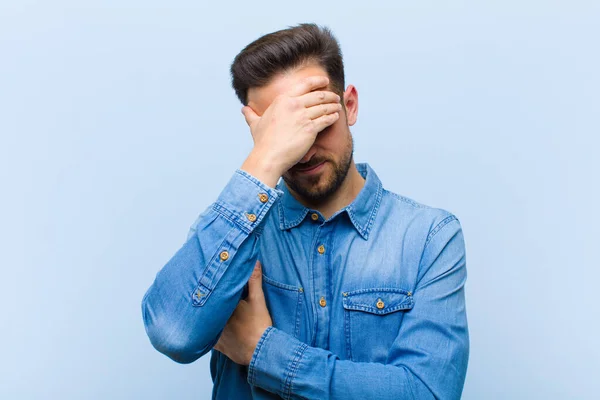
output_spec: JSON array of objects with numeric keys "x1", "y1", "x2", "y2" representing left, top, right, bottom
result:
[{"x1": 142, "y1": 23, "x2": 469, "y2": 399}]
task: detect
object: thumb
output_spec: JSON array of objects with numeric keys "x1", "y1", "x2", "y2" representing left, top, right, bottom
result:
[
  {"x1": 241, "y1": 106, "x2": 259, "y2": 127},
  {"x1": 248, "y1": 260, "x2": 265, "y2": 302}
]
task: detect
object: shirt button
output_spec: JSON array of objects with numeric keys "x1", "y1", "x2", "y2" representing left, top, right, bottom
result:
[
  {"x1": 246, "y1": 213, "x2": 257, "y2": 222},
  {"x1": 258, "y1": 193, "x2": 269, "y2": 203},
  {"x1": 317, "y1": 245, "x2": 325, "y2": 254},
  {"x1": 219, "y1": 251, "x2": 229, "y2": 261},
  {"x1": 376, "y1": 299, "x2": 385, "y2": 309},
  {"x1": 311, "y1": 213, "x2": 319, "y2": 221},
  {"x1": 319, "y1": 296, "x2": 327, "y2": 307}
]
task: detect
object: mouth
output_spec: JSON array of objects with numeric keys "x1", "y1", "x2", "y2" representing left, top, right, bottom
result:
[{"x1": 294, "y1": 161, "x2": 326, "y2": 175}]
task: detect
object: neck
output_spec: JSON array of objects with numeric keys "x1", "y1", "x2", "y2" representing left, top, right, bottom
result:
[{"x1": 289, "y1": 160, "x2": 366, "y2": 220}]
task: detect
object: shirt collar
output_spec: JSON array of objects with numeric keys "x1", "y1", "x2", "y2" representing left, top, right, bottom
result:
[{"x1": 276, "y1": 163, "x2": 383, "y2": 240}]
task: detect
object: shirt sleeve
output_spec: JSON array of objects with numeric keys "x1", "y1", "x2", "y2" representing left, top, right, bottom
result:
[
  {"x1": 141, "y1": 169, "x2": 283, "y2": 364},
  {"x1": 247, "y1": 217, "x2": 469, "y2": 399}
]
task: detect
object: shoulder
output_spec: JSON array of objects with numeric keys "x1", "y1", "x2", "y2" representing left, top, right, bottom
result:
[
  {"x1": 380, "y1": 188, "x2": 460, "y2": 236},
  {"x1": 379, "y1": 189, "x2": 465, "y2": 282}
]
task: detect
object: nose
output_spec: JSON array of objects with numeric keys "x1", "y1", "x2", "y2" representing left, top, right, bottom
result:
[{"x1": 299, "y1": 148, "x2": 317, "y2": 164}]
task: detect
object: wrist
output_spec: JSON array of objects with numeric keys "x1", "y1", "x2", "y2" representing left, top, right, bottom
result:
[
  {"x1": 245, "y1": 325, "x2": 271, "y2": 365},
  {"x1": 241, "y1": 150, "x2": 283, "y2": 188}
]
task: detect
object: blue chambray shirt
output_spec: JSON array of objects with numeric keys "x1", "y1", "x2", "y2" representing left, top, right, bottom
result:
[{"x1": 142, "y1": 163, "x2": 469, "y2": 399}]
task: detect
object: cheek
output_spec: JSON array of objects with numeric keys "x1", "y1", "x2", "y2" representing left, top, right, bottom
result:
[
  {"x1": 314, "y1": 127, "x2": 349, "y2": 160},
  {"x1": 320, "y1": 121, "x2": 347, "y2": 145},
  {"x1": 313, "y1": 128, "x2": 334, "y2": 151},
  {"x1": 317, "y1": 118, "x2": 343, "y2": 140}
]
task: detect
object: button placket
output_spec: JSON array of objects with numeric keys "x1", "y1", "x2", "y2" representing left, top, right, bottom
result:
[{"x1": 311, "y1": 223, "x2": 333, "y2": 349}]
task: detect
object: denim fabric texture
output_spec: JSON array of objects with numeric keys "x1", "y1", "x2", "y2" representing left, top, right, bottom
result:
[{"x1": 142, "y1": 163, "x2": 469, "y2": 399}]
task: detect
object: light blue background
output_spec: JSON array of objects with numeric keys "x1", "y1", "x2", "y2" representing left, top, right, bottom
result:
[{"x1": 1, "y1": 1, "x2": 598, "y2": 399}]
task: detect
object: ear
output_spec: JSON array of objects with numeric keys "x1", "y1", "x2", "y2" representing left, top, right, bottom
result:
[{"x1": 342, "y1": 85, "x2": 358, "y2": 126}]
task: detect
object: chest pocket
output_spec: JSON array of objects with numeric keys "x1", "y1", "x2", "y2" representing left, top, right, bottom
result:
[
  {"x1": 262, "y1": 273, "x2": 304, "y2": 339},
  {"x1": 342, "y1": 288, "x2": 414, "y2": 362}
]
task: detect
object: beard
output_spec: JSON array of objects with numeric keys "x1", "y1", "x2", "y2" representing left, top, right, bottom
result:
[{"x1": 282, "y1": 134, "x2": 354, "y2": 204}]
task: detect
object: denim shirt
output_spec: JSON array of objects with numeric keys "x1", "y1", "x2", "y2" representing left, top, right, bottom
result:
[{"x1": 142, "y1": 163, "x2": 469, "y2": 399}]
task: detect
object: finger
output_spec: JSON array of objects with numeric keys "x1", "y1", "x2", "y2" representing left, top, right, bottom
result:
[
  {"x1": 288, "y1": 76, "x2": 330, "y2": 97},
  {"x1": 310, "y1": 111, "x2": 340, "y2": 133},
  {"x1": 241, "y1": 106, "x2": 259, "y2": 127},
  {"x1": 306, "y1": 102, "x2": 343, "y2": 120},
  {"x1": 301, "y1": 90, "x2": 341, "y2": 108},
  {"x1": 247, "y1": 260, "x2": 264, "y2": 301}
]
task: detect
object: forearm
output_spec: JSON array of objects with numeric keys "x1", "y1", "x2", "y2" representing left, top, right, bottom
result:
[
  {"x1": 142, "y1": 226, "x2": 259, "y2": 363},
  {"x1": 141, "y1": 169, "x2": 282, "y2": 363},
  {"x1": 248, "y1": 328, "x2": 438, "y2": 400}
]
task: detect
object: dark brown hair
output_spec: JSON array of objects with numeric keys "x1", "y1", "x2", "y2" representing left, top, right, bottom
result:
[{"x1": 230, "y1": 23, "x2": 345, "y2": 105}]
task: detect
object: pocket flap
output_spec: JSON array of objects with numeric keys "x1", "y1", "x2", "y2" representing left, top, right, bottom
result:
[{"x1": 342, "y1": 288, "x2": 414, "y2": 315}]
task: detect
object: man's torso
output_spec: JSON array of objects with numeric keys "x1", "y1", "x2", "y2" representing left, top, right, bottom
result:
[{"x1": 210, "y1": 163, "x2": 454, "y2": 399}]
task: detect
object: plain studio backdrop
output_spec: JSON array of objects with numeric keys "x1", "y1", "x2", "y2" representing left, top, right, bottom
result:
[{"x1": 1, "y1": 1, "x2": 598, "y2": 399}]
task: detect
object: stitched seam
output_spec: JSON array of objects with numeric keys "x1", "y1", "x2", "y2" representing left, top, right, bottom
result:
[
  {"x1": 212, "y1": 203, "x2": 252, "y2": 234},
  {"x1": 235, "y1": 169, "x2": 284, "y2": 198},
  {"x1": 278, "y1": 199, "x2": 309, "y2": 230},
  {"x1": 248, "y1": 326, "x2": 274, "y2": 387},
  {"x1": 202, "y1": 227, "x2": 244, "y2": 291},
  {"x1": 213, "y1": 183, "x2": 279, "y2": 235},
  {"x1": 191, "y1": 224, "x2": 238, "y2": 306},
  {"x1": 345, "y1": 206, "x2": 362, "y2": 237},
  {"x1": 343, "y1": 303, "x2": 413, "y2": 314},
  {"x1": 386, "y1": 190, "x2": 428, "y2": 209},
  {"x1": 262, "y1": 273, "x2": 302, "y2": 292},
  {"x1": 345, "y1": 287, "x2": 411, "y2": 296},
  {"x1": 345, "y1": 206, "x2": 368, "y2": 240},
  {"x1": 236, "y1": 169, "x2": 268, "y2": 187},
  {"x1": 416, "y1": 215, "x2": 459, "y2": 289},
  {"x1": 424, "y1": 215, "x2": 457, "y2": 248},
  {"x1": 289, "y1": 345, "x2": 307, "y2": 399},
  {"x1": 285, "y1": 209, "x2": 309, "y2": 230},
  {"x1": 294, "y1": 289, "x2": 303, "y2": 339},
  {"x1": 278, "y1": 201, "x2": 285, "y2": 230},
  {"x1": 283, "y1": 342, "x2": 308, "y2": 399},
  {"x1": 363, "y1": 181, "x2": 384, "y2": 239},
  {"x1": 344, "y1": 305, "x2": 353, "y2": 360}
]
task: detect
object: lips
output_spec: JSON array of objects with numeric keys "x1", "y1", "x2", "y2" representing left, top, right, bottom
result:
[{"x1": 295, "y1": 161, "x2": 325, "y2": 173}]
